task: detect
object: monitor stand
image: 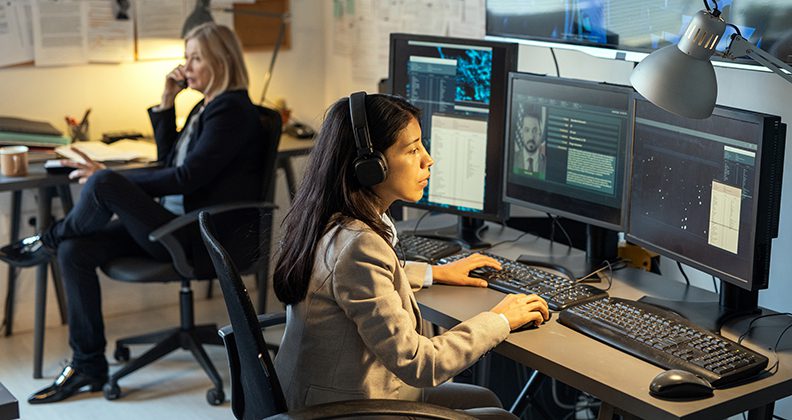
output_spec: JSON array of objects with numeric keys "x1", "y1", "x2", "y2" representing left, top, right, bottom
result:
[
  {"x1": 412, "y1": 216, "x2": 490, "y2": 249},
  {"x1": 639, "y1": 284, "x2": 761, "y2": 333},
  {"x1": 519, "y1": 224, "x2": 620, "y2": 279}
]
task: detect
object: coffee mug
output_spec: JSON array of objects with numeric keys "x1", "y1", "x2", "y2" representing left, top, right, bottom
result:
[{"x1": 0, "y1": 145, "x2": 29, "y2": 177}]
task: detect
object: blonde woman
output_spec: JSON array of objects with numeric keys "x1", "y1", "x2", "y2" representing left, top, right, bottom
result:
[{"x1": 1, "y1": 23, "x2": 267, "y2": 404}]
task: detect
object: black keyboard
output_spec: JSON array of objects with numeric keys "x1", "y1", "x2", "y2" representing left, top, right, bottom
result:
[
  {"x1": 559, "y1": 297, "x2": 769, "y2": 387},
  {"x1": 438, "y1": 251, "x2": 608, "y2": 311},
  {"x1": 398, "y1": 235, "x2": 462, "y2": 263}
]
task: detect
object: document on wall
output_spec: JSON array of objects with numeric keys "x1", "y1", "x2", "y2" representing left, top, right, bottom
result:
[
  {"x1": 135, "y1": 0, "x2": 188, "y2": 60},
  {"x1": 0, "y1": 0, "x2": 35, "y2": 67},
  {"x1": 31, "y1": 0, "x2": 88, "y2": 66},
  {"x1": 332, "y1": 0, "x2": 353, "y2": 56},
  {"x1": 401, "y1": 0, "x2": 448, "y2": 36},
  {"x1": 448, "y1": 0, "x2": 485, "y2": 39},
  {"x1": 86, "y1": 0, "x2": 134, "y2": 63}
]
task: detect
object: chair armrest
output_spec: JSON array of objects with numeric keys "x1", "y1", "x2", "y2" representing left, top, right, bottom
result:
[
  {"x1": 218, "y1": 312, "x2": 286, "y2": 340},
  {"x1": 147, "y1": 201, "x2": 276, "y2": 278},
  {"x1": 148, "y1": 201, "x2": 277, "y2": 242},
  {"x1": 266, "y1": 399, "x2": 477, "y2": 420}
]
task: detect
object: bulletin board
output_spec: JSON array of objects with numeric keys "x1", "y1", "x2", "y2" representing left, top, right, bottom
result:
[{"x1": 233, "y1": 0, "x2": 291, "y2": 51}]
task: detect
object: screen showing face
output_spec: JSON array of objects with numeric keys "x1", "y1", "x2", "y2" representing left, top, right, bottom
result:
[
  {"x1": 487, "y1": 0, "x2": 792, "y2": 65},
  {"x1": 627, "y1": 97, "x2": 778, "y2": 288},
  {"x1": 503, "y1": 74, "x2": 632, "y2": 230},
  {"x1": 390, "y1": 35, "x2": 515, "y2": 220}
]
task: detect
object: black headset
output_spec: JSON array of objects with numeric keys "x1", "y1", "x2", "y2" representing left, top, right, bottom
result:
[{"x1": 349, "y1": 91, "x2": 388, "y2": 187}]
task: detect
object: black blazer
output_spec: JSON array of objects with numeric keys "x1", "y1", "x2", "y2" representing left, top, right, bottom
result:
[{"x1": 125, "y1": 89, "x2": 267, "y2": 276}]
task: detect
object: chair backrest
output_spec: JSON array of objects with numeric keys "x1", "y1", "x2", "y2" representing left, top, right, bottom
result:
[
  {"x1": 257, "y1": 105, "x2": 282, "y2": 203},
  {"x1": 199, "y1": 211, "x2": 288, "y2": 419}
]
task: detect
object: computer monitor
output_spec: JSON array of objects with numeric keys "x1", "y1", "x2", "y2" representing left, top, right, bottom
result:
[
  {"x1": 627, "y1": 95, "x2": 786, "y2": 331},
  {"x1": 502, "y1": 73, "x2": 634, "y2": 273},
  {"x1": 388, "y1": 34, "x2": 517, "y2": 248}
]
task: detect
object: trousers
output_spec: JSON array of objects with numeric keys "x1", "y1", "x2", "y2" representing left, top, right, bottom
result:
[
  {"x1": 423, "y1": 382, "x2": 519, "y2": 420},
  {"x1": 42, "y1": 170, "x2": 178, "y2": 376}
]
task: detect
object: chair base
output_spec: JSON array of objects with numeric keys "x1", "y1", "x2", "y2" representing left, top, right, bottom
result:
[{"x1": 104, "y1": 324, "x2": 225, "y2": 405}]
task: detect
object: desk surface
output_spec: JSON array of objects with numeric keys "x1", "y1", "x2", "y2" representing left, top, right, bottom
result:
[{"x1": 408, "y1": 218, "x2": 792, "y2": 420}]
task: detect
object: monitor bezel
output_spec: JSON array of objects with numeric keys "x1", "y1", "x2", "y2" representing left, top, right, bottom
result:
[
  {"x1": 502, "y1": 72, "x2": 635, "y2": 232},
  {"x1": 387, "y1": 33, "x2": 517, "y2": 223},
  {"x1": 626, "y1": 96, "x2": 783, "y2": 291}
]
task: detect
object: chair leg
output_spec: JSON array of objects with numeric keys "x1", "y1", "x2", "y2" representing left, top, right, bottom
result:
[
  {"x1": 117, "y1": 327, "x2": 179, "y2": 347},
  {"x1": 184, "y1": 331, "x2": 224, "y2": 392},
  {"x1": 193, "y1": 324, "x2": 224, "y2": 346},
  {"x1": 108, "y1": 332, "x2": 182, "y2": 386}
]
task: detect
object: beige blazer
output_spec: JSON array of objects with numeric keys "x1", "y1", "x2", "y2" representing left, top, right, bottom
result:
[{"x1": 274, "y1": 219, "x2": 510, "y2": 409}]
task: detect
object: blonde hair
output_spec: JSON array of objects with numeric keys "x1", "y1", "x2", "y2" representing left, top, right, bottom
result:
[{"x1": 184, "y1": 23, "x2": 249, "y2": 98}]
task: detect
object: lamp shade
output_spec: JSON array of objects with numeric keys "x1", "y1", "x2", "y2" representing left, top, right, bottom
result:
[
  {"x1": 630, "y1": 44, "x2": 718, "y2": 119},
  {"x1": 630, "y1": 10, "x2": 726, "y2": 119}
]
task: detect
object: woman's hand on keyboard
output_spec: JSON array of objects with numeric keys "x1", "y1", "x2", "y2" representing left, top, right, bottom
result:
[
  {"x1": 490, "y1": 293, "x2": 550, "y2": 330},
  {"x1": 432, "y1": 253, "x2": 502, "y2": 287}
]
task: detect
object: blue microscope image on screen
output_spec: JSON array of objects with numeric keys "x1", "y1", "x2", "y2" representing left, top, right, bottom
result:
[{"x1": 438, "y1": 48, "x2": 493, "y2": 104}]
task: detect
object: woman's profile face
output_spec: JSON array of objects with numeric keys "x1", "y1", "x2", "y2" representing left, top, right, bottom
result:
[
  {"x1": 184, "y1": 38, "x2": 212, "y2": 94},
  {"x1": 373, "y1": 117, "x2": 433, "y2": 207}
]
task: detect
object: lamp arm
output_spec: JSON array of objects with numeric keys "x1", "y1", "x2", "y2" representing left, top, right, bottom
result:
[{"x1": 724, "y1": 34, "x2": 792, "y2": 85}]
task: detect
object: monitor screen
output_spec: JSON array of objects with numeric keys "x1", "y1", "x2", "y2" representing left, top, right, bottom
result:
[
  {"x1": 486, "y1": 0, "x2": 792, "y2": 65},
  {"x1": 388, "y1": 34, "x2": 517, "y2": 222},
  {"x1": 503, "y1": 73, "x2": 633, "y2": 231},
  {"x1": 627, "y1": 96, "x2": 785, "y2": 291}
]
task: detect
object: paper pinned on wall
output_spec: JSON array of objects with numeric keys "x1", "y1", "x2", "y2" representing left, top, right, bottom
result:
[
  {"x1": 448, "y1": 0, "x2": 485, "y2": 39},
  {"x1": 135, "y1": 0, "x2": 187, "y2": 61},
  {"x1": 31, "y1": 0, "x2": 88, "y2": 66},
  {"x1": 332, "y1": 0, "x2": 353, "y2": 56},
  {"x1": 87, "y1": 0, "x2": 134, "y2": 63},
  {"x1": 0, "y1": 0, "x2": 35, "y2": 68}
]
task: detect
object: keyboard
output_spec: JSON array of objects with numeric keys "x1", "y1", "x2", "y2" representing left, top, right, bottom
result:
[
  {"x1": 438, "y1": 251, "x2": 608, "y2": 311},
  {"x1": 397, "y1": 234, "x2": 462, "y2": 263},
  {"x1": 558, "y1": 297, "x2": 769, "y2": 387}
]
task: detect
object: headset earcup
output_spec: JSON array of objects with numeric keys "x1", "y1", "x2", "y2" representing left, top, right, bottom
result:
[{"x1": 354, "y1": 151, "x2": 387, "y2": 187}]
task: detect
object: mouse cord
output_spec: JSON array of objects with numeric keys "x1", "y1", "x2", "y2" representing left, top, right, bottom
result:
[{"x1": 737, "y1": 312, "x2": 792, "y2": 345}]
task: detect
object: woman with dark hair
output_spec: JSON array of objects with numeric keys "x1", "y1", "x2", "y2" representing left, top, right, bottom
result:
[
  {"x1": 0, "y1": 23, "x2": 266, "y2": 404},
  {"x1": 273, "y1": 92, "x2": 549, "y2": 419}
]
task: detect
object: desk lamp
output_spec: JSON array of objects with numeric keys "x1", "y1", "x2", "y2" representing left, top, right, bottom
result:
[
  {"x1": 630, "y1": 0, "x2": 792, "y2": 119},
  {"x1": 182, "y1": 0, "x2": 290, "y2": 105}
]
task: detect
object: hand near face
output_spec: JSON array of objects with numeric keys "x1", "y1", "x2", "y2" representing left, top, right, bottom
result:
[
  {"x1": 62, "y1": 147, "x2": 107, "y2": 184},
  {"x1": 161, "y1": 65, "x2": 187, "y2": 108},
  {"x1": 432, "y1": 253, "x2": 502, "y2": 287},
  {"x1": 490, "y1": 293, "x2": 550, "y2": 330}
]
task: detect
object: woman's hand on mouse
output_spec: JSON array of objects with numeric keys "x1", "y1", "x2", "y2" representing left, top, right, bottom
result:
[
  {"x1": 431, "y1": 253, "x2": 501, "y2": 287},
  {"x1": 490, "y1": 293, "x2": 550, "y2": 330}
]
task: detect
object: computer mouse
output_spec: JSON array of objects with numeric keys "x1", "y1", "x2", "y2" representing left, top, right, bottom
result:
[
  {"x1": 512, "y1": 311, "x2": 553, "y2": 332},
  {"x1": 649, "y1": 369, "x2": 714, "y2": 400}
]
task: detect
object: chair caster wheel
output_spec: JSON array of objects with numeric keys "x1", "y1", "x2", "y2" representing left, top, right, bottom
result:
[
  {"x1": 114, "y1": 345, "x2": 130, "y2": 362},
  {"x1": 103, "y1": 382, "x2": 121, "y2": 400},
  {"x1": 206, "y1": 388, "x2": 224, "y2": 405}
]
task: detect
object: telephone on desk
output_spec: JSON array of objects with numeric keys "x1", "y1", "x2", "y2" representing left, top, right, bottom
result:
[{"x1": 284, "y1": 122, "x2": 315, "y2": 139}]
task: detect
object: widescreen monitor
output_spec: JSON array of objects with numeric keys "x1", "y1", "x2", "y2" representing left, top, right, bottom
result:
[
  {"x1": 628, "y1": 95, "x2": 785, "y2": 329},
  {"x1": 503, "y1": 73, "x2": 633, "y2": 232},
  {"x1": 486, "y1": 0, "x2": 792, "y2": 66},
  {"x1": 388, "y1": 33, "x2": 517, "y2": 247}
]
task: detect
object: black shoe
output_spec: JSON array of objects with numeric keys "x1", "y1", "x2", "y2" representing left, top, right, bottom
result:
[
  {"x1": 28, "y1": 365, "x2": 108, "y2": 404},
  {"x1": 0, "y1": 235, "x2": 54, "y2": 268}
]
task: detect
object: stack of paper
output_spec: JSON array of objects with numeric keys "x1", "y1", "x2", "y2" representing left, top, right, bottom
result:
[{"x1": 55, "y1": 140, "x2": 157, "y2": 163}]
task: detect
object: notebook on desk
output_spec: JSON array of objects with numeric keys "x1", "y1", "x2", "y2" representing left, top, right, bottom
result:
[{"x1": 55, "y1": 140, "x2": 157, "y2": 163}]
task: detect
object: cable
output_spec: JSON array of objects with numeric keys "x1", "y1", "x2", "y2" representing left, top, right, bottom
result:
[
  {"x1": 546, "y1": 213, "x2": 572, "y2": 251},
  {"x1": 737, "y1": 313, "x2": 792, "y2": 345},
  {"x1": 485, "y1": 230, "x2": 533, "y2": 251},
  {"x1": 411, "y1": 211, "x2": 431, "y2": 236},
  {"x1": 551, "y1": 378, "x2": 577, "y2": 410},
  {"x1": 549, "y1": 48, "x2": 561, "y2": 77},
  {"x1": 676, "y1": 261, "x2": 690, "y2": 285},
  {"x1": 712, "y1": 275, "x2": 719, "y2": 294},
  {"x1": 774, "y1": 415, "x2": 789, "y2": 420}
]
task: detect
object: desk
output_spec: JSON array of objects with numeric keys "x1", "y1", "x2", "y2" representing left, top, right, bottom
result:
[
  {"x1": 409, "y1": 218, "x2": 792, "y2": 420},
  {"x1": 0, "y1": 383, "x2": 18, "y2": 420}
]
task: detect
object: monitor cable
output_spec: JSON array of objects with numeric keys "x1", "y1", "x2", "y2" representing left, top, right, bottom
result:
[
  {"x1": 676, "y1": 261, "x2": 691, "y2": 286},
  {"x1": 737, "y1": 312, "x2": 792, "y2": 379},
  {"x1": 549, "y1": 48, "x2": 561, "y2": 78}
]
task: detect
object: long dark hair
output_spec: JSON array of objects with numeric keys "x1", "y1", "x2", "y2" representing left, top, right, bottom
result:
[{"x1": 273, "y1": 94, "x2": 420, "y2": 305}]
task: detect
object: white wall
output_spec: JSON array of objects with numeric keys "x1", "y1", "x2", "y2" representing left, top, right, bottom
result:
[{"x1": 0, "y1": 0, "x2": 324, "y2": 336}]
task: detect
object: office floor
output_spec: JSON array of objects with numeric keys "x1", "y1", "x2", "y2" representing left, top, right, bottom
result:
[{"x1": 0, "y1": 284, "x2": 283, "y2": 420}]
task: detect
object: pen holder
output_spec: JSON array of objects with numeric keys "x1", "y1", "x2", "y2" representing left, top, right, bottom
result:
[{"x1": 69, "y1": 122, "x2": 90, "y2": 142}]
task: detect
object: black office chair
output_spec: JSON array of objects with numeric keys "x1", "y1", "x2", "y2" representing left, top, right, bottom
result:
[
  {"x1": 100, "y1": 106, "x2": 282, "y2": 405},
  {"x1": 198, "y1": 211, "x2": 475, "y2": 420}
]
